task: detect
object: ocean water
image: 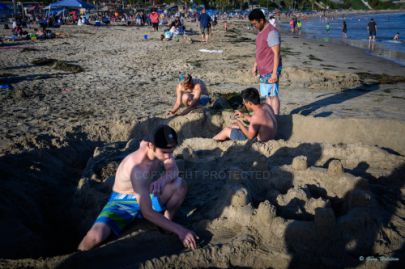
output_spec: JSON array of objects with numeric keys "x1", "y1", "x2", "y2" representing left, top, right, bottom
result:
[{"x1": 291, "y1": 12, "x2": 405, "y2": 66}]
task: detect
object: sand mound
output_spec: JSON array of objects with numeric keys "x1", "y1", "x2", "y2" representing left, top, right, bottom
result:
[
  {"x1": 282, "y1": 66, "x2": 362, "y2": 90},
  {"x1": 1, "y1": 110, "x2": 403, "y2": 268},
  {"x1": 69, "y1": 133, "x2": 404, "y2": 268},
  {"x1": 31, "y1": 58, "x2": 84, "y2": 73}
]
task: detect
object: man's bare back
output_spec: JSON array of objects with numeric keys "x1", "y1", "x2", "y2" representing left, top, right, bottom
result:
[
  {"x1": 251, "y1": 103, "x2": 277, "y2": 142},
  {"x1": 180, "y1": 78, "x2": 209, "y2": 97},
  {"x1": 213, "y1": 87, "x2": 277, "y2": 142}
]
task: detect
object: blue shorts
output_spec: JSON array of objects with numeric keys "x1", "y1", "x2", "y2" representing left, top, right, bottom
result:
[
  {"x1": 198, "y1": 95, "x2": 210, "y2": 106},
  {"x1": 259, "y1": 67, "x2": 282, "y2": 97},
  {"x1": 95, "y1": 191, "x2": 165, "y2": 236},
  {"x1": 230, "y1": 128, "x2": 247, "y2": 141}
]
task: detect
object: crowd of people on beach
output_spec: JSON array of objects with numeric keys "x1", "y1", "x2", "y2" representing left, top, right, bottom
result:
[{"x1": 2, "y1": 17, "x2": 58, "y2": 42}]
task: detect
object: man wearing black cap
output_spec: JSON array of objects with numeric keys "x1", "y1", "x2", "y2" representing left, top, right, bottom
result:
[
  {"x1": 78, "y1": 125, "x2": 198, "y2": 251},
  {"x1": 168, "y1": 73, "x2": 210, "y2": 116}
]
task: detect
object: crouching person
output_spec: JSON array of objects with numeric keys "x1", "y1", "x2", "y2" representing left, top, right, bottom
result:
[{"x1": 78, "y1": 125, "x2": 198, "y2": 251}]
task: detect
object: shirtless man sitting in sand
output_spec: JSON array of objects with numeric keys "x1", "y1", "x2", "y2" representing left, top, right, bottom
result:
[
  {"x1": 213, "y1": 87, "x2": 277, "y2": 142},
  {"x1": 168, "y1": 74, "x2": 210, "y2": 116},
  {"x1": 78, "y1": 125, "x2": 198, "y2": 251}
]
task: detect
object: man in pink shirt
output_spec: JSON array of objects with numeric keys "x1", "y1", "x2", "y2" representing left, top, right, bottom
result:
[{"x1": 249, "y1": 9, "x2": 282, "y2": 115}]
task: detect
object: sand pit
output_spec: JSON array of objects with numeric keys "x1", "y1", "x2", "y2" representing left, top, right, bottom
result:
[{"x1": 1, "y1": 20, "x2": 405, "y2": 269}]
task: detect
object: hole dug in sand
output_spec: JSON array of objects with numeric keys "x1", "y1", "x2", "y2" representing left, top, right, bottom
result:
[
  {"x1": 1, "y1": 111, "x2": 404, "y2": 269},
  {"x1": 0, "y1": 131, "x2": 99, "y2": 259}
]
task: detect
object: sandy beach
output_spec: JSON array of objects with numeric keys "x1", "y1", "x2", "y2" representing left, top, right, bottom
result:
[{"x1": 0, "y1": 19, "x2": 404, "y2": 268}]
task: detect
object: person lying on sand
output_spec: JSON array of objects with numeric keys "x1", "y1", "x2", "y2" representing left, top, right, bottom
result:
[
  {"x1": 167, "y1": 73, "x2": 210, "y2": 116},
  {"x1": 78, "y1": 125, "x2": 199, "y2": 251},
  {"x1": 213, "y1": 87, "x2": 277, "y2": 142}
]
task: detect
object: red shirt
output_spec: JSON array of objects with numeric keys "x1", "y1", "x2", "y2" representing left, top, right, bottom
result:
[
  {"x1": 256, "y1": 23, "x2": 282, "y2": 76},
  {"x1": 150, "y1": 12, "x2": 159, "y2": 24}
]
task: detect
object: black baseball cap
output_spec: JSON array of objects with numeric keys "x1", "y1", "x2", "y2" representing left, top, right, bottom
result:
[{"x1": 153, "y1": 125, "x2": 178, "y2": 149}]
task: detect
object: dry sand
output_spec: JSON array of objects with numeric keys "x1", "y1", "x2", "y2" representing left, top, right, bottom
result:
[{"x1": 0, "y1": 20, "x2": 404, "y2": 268}]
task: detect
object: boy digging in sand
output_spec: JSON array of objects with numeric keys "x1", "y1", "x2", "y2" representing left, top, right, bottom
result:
[
  {"x1": 78, "y1": 125, "x2": 198, "y2": 251},
  {"x1": 168, "y1": 74, "x2": 210, "y2": 116}
]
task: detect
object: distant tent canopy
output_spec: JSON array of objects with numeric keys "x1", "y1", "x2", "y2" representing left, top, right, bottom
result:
[
  {"x1": 0, "y1": 3, "x2": 11, "y2": 10},
  {"x1": 0, "y1": 3, "x2": 11, "y2": 18},
  {"x1": 48, "y1": 8, "x2": 65, "y2": 16},
  {"x1": 49, "y1": 0, "x2": 95, "y2": 9}
]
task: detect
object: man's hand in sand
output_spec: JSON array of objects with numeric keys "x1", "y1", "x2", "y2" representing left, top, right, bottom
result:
[
  {"x1": 231, "y1": 119, "x2": 243, "y2": 128},
  {"x1": 234, "y1": 110, "x2": 243, "y2": 118},
  {"x1": 268, "y1": 73, "x2": 278, "y2": 83},
  {"x1": 179, "y1": 228, "x2": 199, "y2": 250},
  {"x1": 167, "y1": 111, "x2": 176, "y2": 117}
]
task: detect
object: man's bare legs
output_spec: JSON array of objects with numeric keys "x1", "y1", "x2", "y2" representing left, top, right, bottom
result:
[
  {"x1": 201, "y1": 32, "x2": 209, "y2": 42},
  {"x1": 158, "y1": 177, "x2": 187, "y2": 220},
  {"x1": 267, "y1": 96, "x2": 280, "y2": 115},
  {"x1": 213, "y1": 127, "x2": 232, "y2": 141},
  {"x1": 78, "y1": 222, "x2": 111, "y2": 251},
  {"x1": 78, "y1": 178, "x2": 187, "y2": 251},
  {"x1": 213, "y1": 123, "x2": 240, "y2": 141}
]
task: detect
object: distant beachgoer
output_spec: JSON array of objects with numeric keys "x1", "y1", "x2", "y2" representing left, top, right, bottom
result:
[
  {"x1": 77, "y1": 17, "x2": 84, "y2": 26},
  {"x1": 249, "y1": 8, "x2": 282, "y2": 115},
  {"x1": 170, "y1": 16, "x2": 182, "y2": 29},
  {"x1": 367, "y1": 18, "x2": 377, "y2": 51},
  {"x1": 297, "y1": 20, "x2": 302, "y2": 35},
  {"x1": 213, "y1": 15, "x2": 218, "y2": 27},
  {"x1": 224, "y1": 21, "x2": 228, "y2": 32},
  {"x1": 13, "y1": 25, "x2": 23, "y2": 36},
  {"x1": 168, "y1": 74, "x2": 210, "y2": 116},
  {"x1": 325, "y1": 22, "x2": 330, "y2": 33},
  {"x1": 342, "y1": 20, "x2": 347, "y2": 38},
  {"x1": 393, "y1": 32, "x2": 400, "y2": 41},
  {"x1": 78, "y1": 125, "x2": 198, "y2": 251},
  {"x1": 150, "y1": 8, "x2": 159, "y2": 32},
  {"x1": 269, "y1": 15, "x2": 277, "y2": 28},
  {"x1": 367, "y1": 18, "x2": 377, "y2": 41},
  {"x1": 213, "y1": 88, "x2": 277, "y2": 142},
  {"x1": 161, "y1": 27, "x2": 174, "y2": 41},
  {"x1": 168, "y1": 16, "x2": 185, "y2": 36},
  {"x1": 289, "y1": 18, "x2": 294, "y2": 33},
  {"x1": 135, "y1": 13, "x2": 142, "y2": 25},
  {"x1": 198, "y1": 8, "x2": 211, "y2": 42}
]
